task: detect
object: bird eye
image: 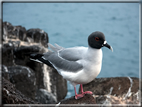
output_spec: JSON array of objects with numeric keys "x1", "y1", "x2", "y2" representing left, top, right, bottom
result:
[{"x1": 95, "y1": 37, "x2": 99, "y2": 41}]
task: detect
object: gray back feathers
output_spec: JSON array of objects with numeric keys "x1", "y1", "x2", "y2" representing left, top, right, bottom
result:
[{"x1": 43, "y1": 43, "x2": 84, "y2": 72}]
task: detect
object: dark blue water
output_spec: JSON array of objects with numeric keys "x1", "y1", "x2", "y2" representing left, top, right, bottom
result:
[{"x1": 3, "y1": 3, "x2": 139, "y2": 98}]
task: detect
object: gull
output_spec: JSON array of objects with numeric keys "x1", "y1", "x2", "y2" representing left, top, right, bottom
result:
[{"x1": 30, "y1": 31, "x2": 113, "y2": 99}]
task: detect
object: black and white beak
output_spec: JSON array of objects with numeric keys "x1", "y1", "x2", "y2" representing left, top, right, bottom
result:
[{"x1": 103, "y1": 41, "x2": 113, "y2": 52}]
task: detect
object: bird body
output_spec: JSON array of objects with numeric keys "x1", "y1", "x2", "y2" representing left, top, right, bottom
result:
[
  {"x1": 59, "y1": 47, "x2": 102, "y2": 85},
  {"x1": 30, "y1": 31, "x2": 113, "y2": 99}
]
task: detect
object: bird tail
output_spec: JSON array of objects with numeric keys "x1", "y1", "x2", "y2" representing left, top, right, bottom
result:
[
  {"x1": 48, "y1": 43, "x2": 64, "y2": 52},
  {"x1": 30, "y1": 53, "x2": 54, "y2": 68}
]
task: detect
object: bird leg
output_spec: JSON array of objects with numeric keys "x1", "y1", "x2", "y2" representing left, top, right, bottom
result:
[
  {"x1": 80, "y1": 84, "x2": 93, "y2": 95},
  {"x1": 74, "y1": 86, "x2": 84, "y2": 99}
]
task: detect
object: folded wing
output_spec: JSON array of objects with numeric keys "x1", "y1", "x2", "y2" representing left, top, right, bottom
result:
[{"x1": 42, "y1": 43, "x2": 87, "y2": 72}]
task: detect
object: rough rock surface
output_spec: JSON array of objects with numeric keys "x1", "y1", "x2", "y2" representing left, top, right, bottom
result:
[
  {"x1": 3, "y1": 21, "x2": 48, "y2": 47},
  {"x1": 36, "y1": 89, "x2": 57, "y2": 104},
  {"x1": 2, "y1": 77, "x2": 39, "y2": 104},
  {"x1": 1, "y1": 41, "x2": 67, "y2": 103},
  {"x1": 3, "y1": 22, "x2": 26, "y2": 41},
  {"x1": 60, "y1": 94, "x2": 96, "y2": 104},
  {"x1": 81, "y1": 77, "x2": 141, "y2": 102},
  {"x1": 58, "y1": 77, "x2": 141, "y2": 105},
  {"x1": 7, "y1": 65, "x2": 36, "y2": 100},
  {"x1": 1, "y1": 21, "x2": 67, "y2": 104},
  {"x1": 26, "y1": 28, "x2": 48, "y2": 47},
  {"x1": 2, "y1": 65, "x2": 9, "y2": 80}
]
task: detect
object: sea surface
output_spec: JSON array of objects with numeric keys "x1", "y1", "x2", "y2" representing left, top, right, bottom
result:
[{"x1": 3, "y1": 3, "x2": 139, "y2": 98}]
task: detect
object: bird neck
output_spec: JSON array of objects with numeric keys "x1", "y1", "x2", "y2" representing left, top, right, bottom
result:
[
  {"x1": 88, "y1": 45, "x2": 102, "y2": 53},
  {"x1": 86, "y1": 46, "x2": 103, "y2": 61}
]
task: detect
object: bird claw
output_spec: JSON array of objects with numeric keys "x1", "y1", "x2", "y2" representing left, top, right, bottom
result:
[
  {"x1": 75, "y1": 94, "x2": 84, "y2": 99},
  {"x1": 82, "y1": 91, "x2": 93, "y2": 95},
  {"x1": 75, "y1": 91, "x2": 93, "y2": 99}
]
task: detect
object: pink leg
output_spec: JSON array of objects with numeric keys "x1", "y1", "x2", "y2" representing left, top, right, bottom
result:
[
  {"x1": 80, "y1": 84, "x2": 93, "y2": 95},
  {"x1": 80, "y1": 84, "x2": 84, "y2": 93},
  {"x1": 74, "y1": 86, "x2": 84, "y2": 99}
]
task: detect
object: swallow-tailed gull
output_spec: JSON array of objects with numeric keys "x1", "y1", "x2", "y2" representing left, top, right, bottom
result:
[{"x1": 30, "y1": 31, "x2": 113, "y2": 99}]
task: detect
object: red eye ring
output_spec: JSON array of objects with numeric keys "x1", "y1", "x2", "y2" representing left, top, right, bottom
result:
[{"x1": 95, "y1": 37, "x2": 99, "y2": 41}]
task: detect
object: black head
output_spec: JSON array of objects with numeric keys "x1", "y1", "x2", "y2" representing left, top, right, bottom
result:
[{"x1": 88, "y1": 31, "x2": 113, "y2": 51}]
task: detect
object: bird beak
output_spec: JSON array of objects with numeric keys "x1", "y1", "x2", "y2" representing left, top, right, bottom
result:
[{"x1": 103, "y1": 41, "x2": 113, "y2": 52}]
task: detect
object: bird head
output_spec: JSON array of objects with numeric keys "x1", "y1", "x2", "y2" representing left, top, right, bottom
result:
[{"x1": 88, "y1": 31, "x2": 113, "y2": 52}]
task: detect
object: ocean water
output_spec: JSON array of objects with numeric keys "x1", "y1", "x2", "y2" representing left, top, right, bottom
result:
[{"x1": 3, "y1": 3, "x2": 139, "y2": 98}]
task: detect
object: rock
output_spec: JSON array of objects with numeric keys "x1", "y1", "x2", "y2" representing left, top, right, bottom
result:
[
  {"x1": 2, "y1": 41, "x2": 67, "y2": 102},
  {"x1": 1, "y1": 21, "x2": 67, "y2": 104},
  {"x1": 56, "y1": 72, "x2": 67, "y2": 101},
  {"x1": 2, "y1": 42, "x2": 15, "y2": 66},
  {"x1": 7, "y1": 65, "x2": 37, "y2": 100},
  {"x1": 2, "y1": 41, "x2": 44, "y2": 66},
  {"x1": 36, "y1": 89, "x2": 57, "y2": 104},
  {"x1": 2, "y1": 77, "x2": 39, "y2": 104},
  {"x1": 12, "y1": 44, "x2": 48, "y2": 90},
  {"x1": 2, "y1": 65, "x2": 9, "y2": 80},
  {"x1": 14, "y1": 25, "x2": 27, "y2": 41},
  {"x1": 2, "y1": 21, "x2": 48, "y2": 48},
  {"x1": 57, "y1": 77, "x2": 141, "y2": 105},
  {"x1": 14, "y1": 45, "x2": 45, "y2": 66},
  {"x1": 50, "y1": 68, "x2": 67, "y2": 102},
  {"x1": 3, "y1": 22, "x2": 14, "y2": 40},
  {"x1": 81, "y1": 77, "x2": 140, "y2": 96},
  {"x1": 13, "y1": 43, "x2": 67, "y2": 102},
  {"x1": 3, "y1": 21, "x2": 26, "y2": 41},
  {"x1": 59, "y1": 94, "x2": 96, "y2": 104},
  {"x1": 95, "y1": 94, "x2": 141, "y2": 105},
  {"x1": 2, "y1": 39, "x2": 67, "y2": 104},
  {"x1": 26, "y1": 28, "x2": 48, "y2": 47},
  {"x1": 80, "y1": 77, "x2": 141, "y2": 104}
]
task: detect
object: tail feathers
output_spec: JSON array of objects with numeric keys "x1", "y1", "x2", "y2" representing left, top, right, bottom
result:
[
  {"x1": 30, "y1": 53, "x2": 54, "y2": 68},
  {"x1": 54, "y1": 43, "x2": 64, "y2": 50},
  {"x1": 48, "y1": 43, "x2": 64, "y2": 52},
  {"x1": 48, "y1": 43, "x2": 58, "y2": 52}
]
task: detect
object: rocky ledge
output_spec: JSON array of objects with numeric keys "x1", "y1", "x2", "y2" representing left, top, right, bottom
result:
[{"x1": 57, "y1": 77, "x2": 141, "y2": 106}]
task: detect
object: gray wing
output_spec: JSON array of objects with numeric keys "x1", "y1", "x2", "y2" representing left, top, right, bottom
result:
[
  {"x1": 48, "y1": 43, "x2": 87, "y2": 61},
  {"x1": 43, "y1": 52, "x2": 83, "y2": 72},
  {"x1": 59, "y1": 47, "x2": 86, "y2": 61},
  {"x1": 43, "y1": 44, "x2": 87, "y2": 72}
]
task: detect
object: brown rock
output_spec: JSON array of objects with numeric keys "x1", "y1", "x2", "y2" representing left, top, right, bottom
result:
[
  {"x1": 7, "y1": 65, "x2": 37, "y2": 100},
  {"x1": 60, "y1": 94, "x2": 96, "y2": 104},
  {"x1": 2, "y1": 77, "x2": 39, "y2": 104},
  {"x1": 80, "y1": 77, "x2": 141, "y2": 104},
  {"x1": 81, "y1": 77, "x2": 140, "y2": 97},
  {"x1": 57, "y1": 77, "x2": 141, "y2": 105}
]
